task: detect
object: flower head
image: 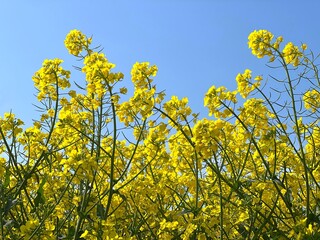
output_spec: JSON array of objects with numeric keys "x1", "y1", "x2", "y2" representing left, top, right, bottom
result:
[
  {"x1": 64, "y1": 29, "x2": 92, "y2": 56},
  {"x1": 248, "y1": 30, "x2": 274, "y2": 59}
]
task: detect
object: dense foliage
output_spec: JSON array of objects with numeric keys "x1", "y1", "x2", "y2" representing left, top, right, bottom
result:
[{"x1": 0, "y1": 29, "x2": 320, "y2": 239}]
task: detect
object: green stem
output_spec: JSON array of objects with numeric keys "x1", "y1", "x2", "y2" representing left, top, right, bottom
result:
[{"x1": 104, "y1": 85, "x2": 117, "y2": 219}]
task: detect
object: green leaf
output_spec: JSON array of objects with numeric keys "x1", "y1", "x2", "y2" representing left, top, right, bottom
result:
[
  {"x1": 34, "y1": 191, "x2": 45, "y2": 207},
  {"x1": 3, "y1": 166, "x2": 11, "y2": 188},
  {"x1": 97, "y1": 203, "x2": 105, "y2": 219},
  {"x1": 67, "y1": 226, "x2": 75, "y2": 239},
  {"x1": 34, "y1": 174, "x2": 47, "y2": 207}
]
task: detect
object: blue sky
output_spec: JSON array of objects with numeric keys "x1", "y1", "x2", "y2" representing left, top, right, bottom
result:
[{"x1": 1, "y1": 1, "x2": 320, "y2": 126}]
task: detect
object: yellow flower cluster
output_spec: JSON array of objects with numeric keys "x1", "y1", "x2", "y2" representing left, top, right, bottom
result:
[
  {"x1": 0, "y1": 112, "x2": 24, "y2": 137},
  {"x1": 64, "y1": 29, "x2": 92, "y2": 56},
  {"x1": 249, "y1": 29, "x2": 307, "y2": 67},
  {"x1": 303, "y1": 89, "x2": 320, "y2": 113},
  {"x1": 131, "y1": 62, "x2": 158, "y2": 89},
  {"x1": 236, "y1": 69, "x2": 262, "y2": 98},
  {"x1": 204, "y1": 85, "x2": 237, "y2": 118},
  {"x1": 248, "y1": 29, "x2": 274, "y2": 59},
  {"x1": 238, "y1": 98, "x2": 274, "y2": 136},
  {"x1": 118, "y1": 62, "x2": 160, "y2": 125},
  {"x1": 2, "y1": 29, "x2": 320, "y2": 239},
  {"x1": 282, "y1": 42, "x2": 303, "y2": 66},
  {"x1": 163, "y1": 96, "x2": 191, "y2": 125},
  {"x1": 20, "y1": 218, "x2": 39, "y2": 239},
  {"x1": 192, "y1": 118, "x2": 227, "y2": 158},
  {"x1": 32, "y1": 58, "x2": 70, "y2": 100},
  {"x1": 82, "y1": 52, "x2": 120, "y2": 101}
]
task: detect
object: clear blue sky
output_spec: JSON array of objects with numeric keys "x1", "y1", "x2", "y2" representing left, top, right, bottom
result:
[{"x1": 1, "y1": 1, "x2": 320, "y2": 126}]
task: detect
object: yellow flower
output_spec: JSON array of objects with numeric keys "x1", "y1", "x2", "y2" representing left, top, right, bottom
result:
[
  {"x1": 301, "y1": 43, "x2": 307, "y2": 51},
  {"x1": 163, "y1": 96, "x2": 191, "y2": 125},
  {"x1": 248, "y1": 29, "x2": 274, "y2": 59},
  {"x1": 47, "y1": 109, "x2": 55, "y2": 118},
  {"x1": 68, "y1": 90, "x2": 76, "y2": 98},
  {"x1": 120, "y1": 87, "x2": 127, "y2": 94},
  {"x1": 131, "y1": 62, "x2": 158, "y2": 89},
  {"x1": 32, "y1": 58, "x2": 70, "y2": 100},
  {"x1": 273, "y1": 36, "x2": 283, "y2": 50},
  {"x1": 182, "y1": 223, "x2": 197, "y2": 240},
  {"x1": 64, "y1": 29, "x2": 92, "y2": 56},
  {"x1": 80, "y1": 230, "x2": 89, "y2": 238},
  {"x1": 303, "y1": 89, "x2": 320, "y2": 112},
  {"x1": 282, "y1": 42, "x2": 302, "y2": 66},
  {"x1": 236, "y1": 69, "x2": 262, "y2": 98},
  {"x1": 204, "y1": 85, "x2": 237, "y2": 118},
  {"x1": 0, "y1": 157, "x2": 6, "y2": 176}
]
